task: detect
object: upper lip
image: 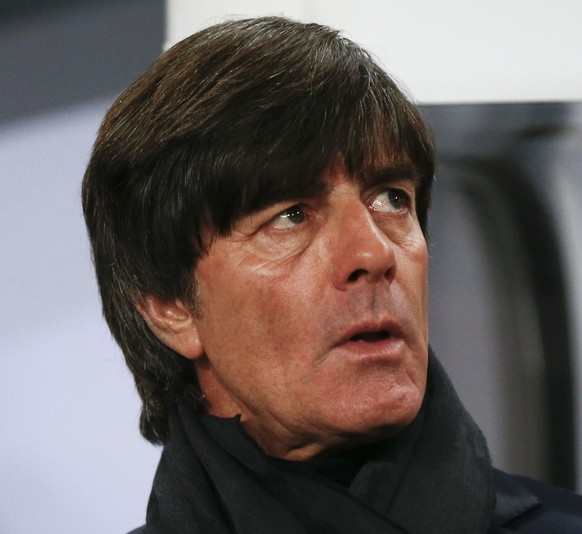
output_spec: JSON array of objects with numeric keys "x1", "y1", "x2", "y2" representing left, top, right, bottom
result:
[{"x1": 336, "y1": 318, "x2": 404, "y2": 346}]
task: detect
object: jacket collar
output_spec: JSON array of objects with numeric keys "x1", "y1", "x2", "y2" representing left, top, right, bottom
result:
[{"x1": 489, "y1": 469, "x2": 541, "y2": 531}]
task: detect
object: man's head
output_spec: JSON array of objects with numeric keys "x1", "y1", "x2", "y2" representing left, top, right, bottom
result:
[{"x1": 83, "y1": 16, "x2": 435, "y2": 452}]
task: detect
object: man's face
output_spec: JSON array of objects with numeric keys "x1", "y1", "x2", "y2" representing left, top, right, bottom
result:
[{"x1": 190, "y1": 158, "x2": 429, "y2": 459}]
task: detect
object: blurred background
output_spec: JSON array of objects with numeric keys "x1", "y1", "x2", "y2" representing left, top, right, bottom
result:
[{"x1": 1, "y1": 1, "x2": 581, "y2": 532}]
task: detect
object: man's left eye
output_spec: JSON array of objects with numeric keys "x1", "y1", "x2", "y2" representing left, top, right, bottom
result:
[
  {"x1": 371, "y1": 189, "x2": 409, "y2": 213},
  {"x1": 271, "y1": 205, "x2": 306, "y2": 229}
]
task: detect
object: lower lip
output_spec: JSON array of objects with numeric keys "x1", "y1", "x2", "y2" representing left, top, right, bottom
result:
[{"x1": 333, "y1": 336, "x2": 406, "y2": 361}]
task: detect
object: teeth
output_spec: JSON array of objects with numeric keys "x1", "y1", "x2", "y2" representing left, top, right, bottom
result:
[{"x1": 351, "y1": 330, "x2": 390, "y2": 342}]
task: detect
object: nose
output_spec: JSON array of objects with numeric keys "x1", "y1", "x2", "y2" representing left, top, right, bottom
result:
[{"x1": 331, "y1": 204, "x2": 396, "y2": 290}]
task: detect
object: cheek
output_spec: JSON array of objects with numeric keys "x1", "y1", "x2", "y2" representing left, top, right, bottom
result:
[
  {"x1": 401, "y1": 236, "x2": 429, "y2": 294},
  {"x1": 198, "y1": 257, "x2": 312, "y2": 354},
  {"x1": 398, "y1": 238, "x2": 429, "y2": 336}
]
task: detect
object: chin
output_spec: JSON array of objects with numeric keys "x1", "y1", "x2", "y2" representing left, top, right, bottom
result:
[{"x1": 348, "y1": 387, "x2": 425, "y2": 438}]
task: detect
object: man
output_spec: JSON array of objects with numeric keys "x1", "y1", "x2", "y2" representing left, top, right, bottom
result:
[{"x1": 83, "y1": 16, "x2": 582, "y2": 533}]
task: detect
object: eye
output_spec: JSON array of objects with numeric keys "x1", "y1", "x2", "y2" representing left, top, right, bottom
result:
[
  {"x1": 370, "y1": 189, "x2": 410, "y2": 213},
  {"x1": 270, "y1": 205, "x2": 306, "y2": 229}
]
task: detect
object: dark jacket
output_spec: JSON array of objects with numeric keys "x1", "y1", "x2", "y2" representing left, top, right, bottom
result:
[
  {"x1": 129, "y1": 469, "x2": 582, "y2": 533},
  {"x1": 489, "y1": 469, "x2": 582, "y2": 532}
]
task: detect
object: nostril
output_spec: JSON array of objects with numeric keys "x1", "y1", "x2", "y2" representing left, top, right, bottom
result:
[{"x1": 347, "y1": 269, "x2": 367, "y2": 283}]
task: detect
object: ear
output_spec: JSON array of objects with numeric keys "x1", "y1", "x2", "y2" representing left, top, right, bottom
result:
[{"x1": 135, "y1": 295, "x2": 204, "y2": 360}]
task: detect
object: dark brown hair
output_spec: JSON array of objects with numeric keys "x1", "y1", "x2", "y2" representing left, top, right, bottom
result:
[{"x1": 82, "y1": 16, "x2": 435, "y2": 444}]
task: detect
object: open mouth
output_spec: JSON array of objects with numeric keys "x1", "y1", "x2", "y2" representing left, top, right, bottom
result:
[{"x1": 350, "y1": 330, "x2": 392, "y2": 343}]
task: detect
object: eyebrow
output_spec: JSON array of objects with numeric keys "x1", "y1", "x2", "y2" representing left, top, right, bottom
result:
[
  {"x1": 245, "y1": 163, "x2": 422, "y2": 218},
  {"x1": 246, "y1": 180, "x2": 329, "y2": 215},
  {"x1": 359, "y1": 164, "x2": 423, "y2": 190}
]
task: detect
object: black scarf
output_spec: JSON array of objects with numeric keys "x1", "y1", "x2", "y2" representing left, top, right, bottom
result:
[{"x1": 144, "y1": 352, "x2": 495, "y2": 533}]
